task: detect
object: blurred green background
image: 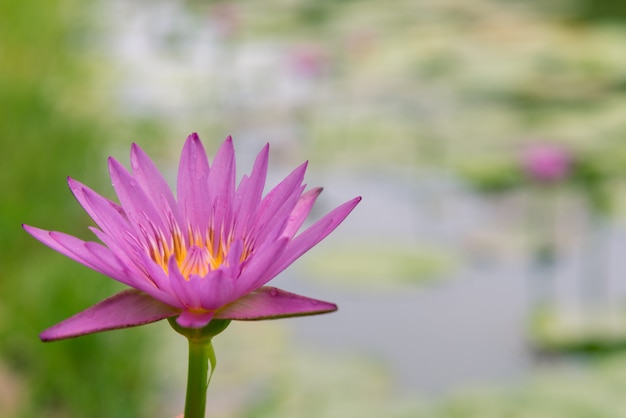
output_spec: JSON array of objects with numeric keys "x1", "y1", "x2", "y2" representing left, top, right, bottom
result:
[{"x1": 6, "y1": 0, "x2": 626, "y2": 417}]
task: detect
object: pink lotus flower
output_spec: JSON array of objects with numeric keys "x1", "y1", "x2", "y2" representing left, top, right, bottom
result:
[
  {"x1": 25, "y1": 134, "x2": 360, "y2": 341},
  {"x1": 522, "y1": 143, "x2": 571, "y2": 182}
]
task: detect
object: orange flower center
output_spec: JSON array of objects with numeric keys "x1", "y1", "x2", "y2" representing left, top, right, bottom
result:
[{"x1": 146, "y1": 219, "x2": 234, "y2": 279}]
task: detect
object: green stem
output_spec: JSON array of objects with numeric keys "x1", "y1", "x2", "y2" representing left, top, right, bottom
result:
[
  {"x1": 168, "y1": 318, "x2": 230, "y2": 418},
  {"x1": 184, "y1": 338, "x2": 215, "y2": 418}
]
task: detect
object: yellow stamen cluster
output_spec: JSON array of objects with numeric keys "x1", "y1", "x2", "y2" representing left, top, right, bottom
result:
[{"x1": 146, "y1": 221, "x2": 229, "y2": 279}]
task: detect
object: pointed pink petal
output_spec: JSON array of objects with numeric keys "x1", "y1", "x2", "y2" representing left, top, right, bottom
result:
[
  {"x1": 77, "y1": 188, "x2": 147, "y2": 280},
  {"x1": 256, "y1": 183, "x2": 306, "y2": 245},
  {"x1": 169, "y1": 259, "x2": 237, "y2": 312},
  {"x1": 168, "y1": 257, "x2": 202, "y2": 308},
  {"x1": 130, "y1": 249, "x2": 177, "y2": 298},
  {"x1": 130, "y1": 143, "x2": 181, "y2": 223},
  {"x1": 108, "y1": 157, "x2": 167, "y2": 232},
  {"x1": 40, "y1": 290, "x2": 179, "y2": 341},
  {"x1": 177, "y1": 133, "x2": 211, "y2": 232},
  {"x1": 216, "y1": 286, "x2": 337, "y2": 320},
  {"x1": 23, "y1": 225, "x2": 132, "y2": 286},
  {"x1": 206, "y1": 136, "x2": 236, "y2": 227},
  {"x1": 237, "y1": 236, "x2": 290, "y2": 294},
  {"x1": 197, "y1": 269, "x2": 236, "y2": 310},
  {"x1": 251, "y1": 162, "x2": 308, "y2": 243},
  {"x1": 24, "y1": 225, "x2": 182, "y2": 310},
  {"x1": 282, "y1": 187, "x2": 323, "y2": 239},
  {"x1": 68, "y1": 177, "x2": 124, "y2": 221},
  {"x1": 85, "y1": 242, "x2": 183, "y2": 309},
  {"x1": 176, "y1": 310, "x2": 214, "y2": 328},
  {"x1": 68, "y1": 178, "x2": 131, "y2": 247},
  {"x1": 224, "y1": 239, "x2": 244, "y2": 276},
  {"x1": 233, "y1": 143, "x2": 269, "y2": 229},
  {"x1": 267, "y1": 196, "x2": 361, "y2": 279},
  {"x1": 255, "y1": 162, "x2": 307, "y2": 224},
  {"x1": 88, "y1": 227, "x2": 144, "y2": 278}
]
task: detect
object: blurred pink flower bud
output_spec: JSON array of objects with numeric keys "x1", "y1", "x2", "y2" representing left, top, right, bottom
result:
[
  {"x1": 288, "y1": 44, "x2": 328, "y2": 79},
  {"x1": 210, "y1": 2, "x2": 240, "y2": 39},
  {"x1": 522, "y1": 143, "x2": 571, "y2": 182}
]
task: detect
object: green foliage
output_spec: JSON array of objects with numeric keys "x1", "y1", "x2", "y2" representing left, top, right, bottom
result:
[
  {"x1": 0, "y1": 1, "x2": 159, "y2": 416},
  {"x1": 529, "y1": 308, "x2": 626, "y2": 355},
  {"x1": 459, "y1": 158, "x2": 524, "y2": 194},
  {"x1": 562, "y1": 0, "x2": 626, "y2": 22}
]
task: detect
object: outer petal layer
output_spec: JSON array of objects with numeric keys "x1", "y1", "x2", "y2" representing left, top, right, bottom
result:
[
  {"x1": 40, "y1": 290, "x2": 179, "y2": 342},
  {"x1": 264, "y1": 196, "x2": 362, "y2": 282},
  {"x1": 282, "y1": 187, "x2": 323, "y2": 239},
  {"x1": 215, "y1": 286, "x2": 337, "y2": 320},
  {"x1": 22, "y1": 225, "x2": 131, "y2": 286}
]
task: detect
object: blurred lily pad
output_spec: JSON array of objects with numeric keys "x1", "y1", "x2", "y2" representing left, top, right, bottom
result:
[
  {"x1": 529, "y1": 308, "x2": 626, "y2": 354},
  {"x1": 301, "y1": 244, "x2": 456, "y2": 288}
]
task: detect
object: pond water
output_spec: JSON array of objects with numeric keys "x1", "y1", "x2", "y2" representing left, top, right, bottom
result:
[
  {"x1": 285, "y1": 264, "x2": 530, "y2": 396},
  {"x1": 275, "y1": 168, "x2": 626, "y2": 396},
  {"x1": 266, "y1": 170, "x2": 529, "y2": 396}
]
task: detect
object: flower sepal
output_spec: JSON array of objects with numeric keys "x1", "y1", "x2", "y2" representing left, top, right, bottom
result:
[
  {"x1": 216, "y1": 286, "x2": 337, "y2": 320},
  {"x1": 39, "y1": 289, "x2": 180, "y2": 342},
  {"x1": 168, "y1": 317, "x2": 231, "y2": 343}
]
